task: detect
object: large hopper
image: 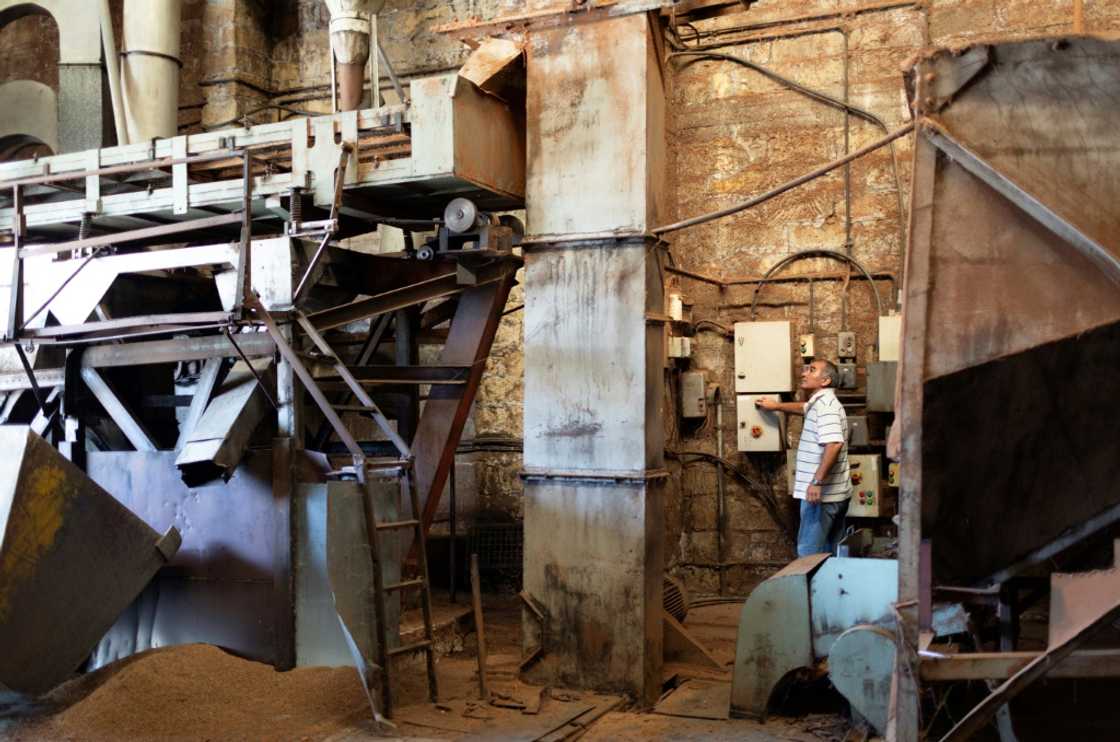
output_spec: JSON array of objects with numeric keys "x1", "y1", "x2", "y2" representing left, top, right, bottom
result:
[{"x1": 0, "y1": 426, "x2": 179, "y2": 695}]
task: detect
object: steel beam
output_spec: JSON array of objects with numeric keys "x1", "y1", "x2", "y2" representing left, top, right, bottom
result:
[
  {"x1": 407, "y1": 273, "x2": 515, "y2": 556},
  {"x1": 82, "y1": 333, "x2": 274, "y2": 368},
  {"x1": 19, "y1": 213, "x2": 245, "y2": 259},
  {"x1": 175, "y1": 358, "x2": 225, "y2": 451},
  {"x1": 80, "y1": 366, "x2": 158, "y2": 451},
  {"x1": 308, "y1": 260, "x2": 517, "y2": 332}
]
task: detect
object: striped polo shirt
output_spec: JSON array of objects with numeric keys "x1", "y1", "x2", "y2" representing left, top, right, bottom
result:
[{"x1": 792, "y1": 388, "x2": 851, "y2": 502}]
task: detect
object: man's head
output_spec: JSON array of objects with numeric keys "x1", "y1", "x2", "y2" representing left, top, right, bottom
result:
[{"x1": 800, "y1": 358, "x2": 840, "y2": 393}]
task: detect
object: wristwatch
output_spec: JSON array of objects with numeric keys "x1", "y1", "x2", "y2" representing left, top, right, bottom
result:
[{"x1": 811, "y1": 478, "x2": 825, "y2": 486}]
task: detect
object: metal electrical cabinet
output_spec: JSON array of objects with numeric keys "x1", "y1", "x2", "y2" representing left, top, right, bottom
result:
[
  {"x1": 878, "y1": 315, "x2": 902, "y2": 362},
  {"x1": 847, "y1": 454, "x2": 882, "y2": 517},
  {"x1": 736, "y1": 395, "x2": 784, "y2": 452},
  {"x1": 734, "y1": 321, "x2": 793, "y2": 394}
]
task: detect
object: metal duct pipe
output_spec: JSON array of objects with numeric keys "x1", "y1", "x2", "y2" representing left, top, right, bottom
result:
[
  {"x1": 98, "y1": 0, "x2": 128, "y2": 145},
  {"x1": 324, "y1": 0, "x2": 386, "y2": 111},
  {"x1": 121, "y1": 0, "x2": 182, "y2": 141}
]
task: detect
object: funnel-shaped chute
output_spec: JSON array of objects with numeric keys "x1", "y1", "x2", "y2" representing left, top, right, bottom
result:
[{"x1": 324, "y1": 0, "x2": 386, "y2": 110}]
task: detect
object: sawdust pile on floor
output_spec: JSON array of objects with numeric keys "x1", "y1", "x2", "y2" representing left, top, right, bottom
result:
[{"x1": 9, "y1": 644, "x2": 375, "y2": 741}]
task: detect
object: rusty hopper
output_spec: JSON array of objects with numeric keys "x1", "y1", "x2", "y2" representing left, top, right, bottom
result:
[{"x1": 0, "y1": 426, "x2": 179, "y2": 695}]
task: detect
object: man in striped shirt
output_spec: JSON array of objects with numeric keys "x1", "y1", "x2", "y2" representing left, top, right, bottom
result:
[{"x1": 756, "y1": 359, "x2": 851, "y2": 556}]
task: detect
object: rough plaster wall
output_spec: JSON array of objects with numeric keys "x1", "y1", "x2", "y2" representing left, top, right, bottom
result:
[{"x1": 0, "y1": 14, "x2": 59, "y2": 94}]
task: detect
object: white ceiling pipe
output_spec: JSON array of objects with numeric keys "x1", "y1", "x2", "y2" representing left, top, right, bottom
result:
[
  {"x1": 98, "y1": 0, "x2": 128, "y2": 145},
  {"x1": 324, "y1": 0, "x2": 385, "y2": 111},
  {"x1": 121, "y1": 0, "x2": 182, "y2": 142}
]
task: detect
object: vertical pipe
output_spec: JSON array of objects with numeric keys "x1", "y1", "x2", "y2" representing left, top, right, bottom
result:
[
  {"x1": 715, "y1": 389, "x2": 725, "y2": 596},
  {"x1": 98, "y1": 0, "x2": 129, "y2": 145},
  {"x1": 121, "y1": 0, "x2": 182, "y2": 141},
  {"x1": 470, "y1": 553, "x2": 489, "y2": 700},
  {"x1": 449, "y1": 458, "x2": 457, "y2": 603}
]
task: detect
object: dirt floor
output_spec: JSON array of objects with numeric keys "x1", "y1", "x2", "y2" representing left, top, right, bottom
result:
[{"x1": 1, "y1": 596, "x2": 853, "y2": 741}]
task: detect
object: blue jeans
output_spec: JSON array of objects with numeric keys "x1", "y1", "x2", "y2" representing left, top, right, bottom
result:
[{"x1": 797, "y1": 498, "x2": 850, "y2": 557}]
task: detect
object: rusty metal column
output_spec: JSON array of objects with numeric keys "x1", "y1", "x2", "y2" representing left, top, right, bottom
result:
[{"x1": 521, "y1": 13, "x2": 667, "y2": 706}]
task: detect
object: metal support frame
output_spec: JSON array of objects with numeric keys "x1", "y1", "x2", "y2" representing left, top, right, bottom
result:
[{"x1": 80, "y1": 366, "x2": 157, "y2": 451}]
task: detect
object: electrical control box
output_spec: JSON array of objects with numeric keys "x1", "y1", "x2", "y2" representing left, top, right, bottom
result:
[
  {"x1": 798, "y1": 333, "x2": 816, "y2": 358},
  {"x1": 848, "y1": 415, "x2": 869, "y2": 446},
  {"x1": 668, "y1": 336, "x2": 692, "y2": 359},
  {"x1": 838, "y1": 362, "x2": 857, "y2": 389},
  {"x1": 847, "y1": 454, "x2": 882, "y2": 517},
  {"x1": 681, "y1": 371, "x2": 707, "y2": 418},
  {"x1": 734, "y1": 321, "x2": 793, "y2": 393},
  {"x1": 867, "y1": 361, "x2": 897, "y2": 412},
  {"x1": 879, "y1": 314, "x2": 902, "y2": 362},
  {"x1": 838, "y1": 331, "x2": 857, "y2": 359},
  {"x1": 737, "y1": 395, "x2": 784, "y2": 452}
]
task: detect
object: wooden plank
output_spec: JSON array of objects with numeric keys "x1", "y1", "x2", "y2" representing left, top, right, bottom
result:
[
  {"x1": 890, "y1": 129, "x2": 938, "y2": 742},
  {"x1": 471, "y1": 553, "x2": 489, "y2": 701},
  {"x1": 921, "y1": 649, "x2": 1120, "y2": 682}
]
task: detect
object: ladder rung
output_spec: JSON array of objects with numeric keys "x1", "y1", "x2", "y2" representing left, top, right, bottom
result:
[
  {"x1": 377, "y1": 519, "x2": 420, "y2": 530},
  {"x1": 384, "y1": 578, "x2": 425, "y2": 593},
  {"x1": 388, "y1": 640, "x2": 432, "y2": 657},
  {"x1": 333, "y1": 404, "x2": 377, "y2": 412}
]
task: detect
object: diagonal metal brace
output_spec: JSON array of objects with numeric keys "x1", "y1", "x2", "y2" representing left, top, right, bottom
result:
[
  {"x1": 295, "y1": 311, "x2": 411, "y2": 459},
  {"x1": 924, "y1": 125, "x2": 1120, "y2": 288}
]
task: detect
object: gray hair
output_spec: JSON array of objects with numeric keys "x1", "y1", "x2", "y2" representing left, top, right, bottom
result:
[{"x1": 817, "y1": 359, "x2": 841, "y2": 388}]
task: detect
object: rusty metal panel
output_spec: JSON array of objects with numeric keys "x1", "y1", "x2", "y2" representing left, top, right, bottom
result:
[
  {"x1": 0, "y1": 428, "x2": 176, "y2": 695},
  {"x1": 901, "y1": 39, "x2": 1120, "y2": 584},
  {"x1": 525, "y1": 13, "x2": 663, "y2": 239},
  {"x1": 410, "y1": 73, "x2": 526, "y2": 204},
  {"x1": 523, "y1": 241, "x2": 661, "y2": 473},
  {"x1": 521, "y1": 477, "x2": 665, "y2": 704}
]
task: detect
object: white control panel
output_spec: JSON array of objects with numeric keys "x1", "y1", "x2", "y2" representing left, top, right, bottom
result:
[
  {"x1": 734, "y1": 321, "x2": 793, "y2": 393},
  {"x1": 736, "y1": 395, "x2": 784, "y2": 452},
  {"x1": 847, "y1": 454, "x2": 882, "y2": 517},
  {"x1": 879, "y1": 314, "x2": 902, "y2": 362}
]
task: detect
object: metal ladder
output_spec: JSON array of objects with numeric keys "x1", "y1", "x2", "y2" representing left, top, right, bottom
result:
[
  {"x1": 250, "y1": 295, "x2": 439, "y2": 715},
  {"x1": 359, "y1": 461, "x2": 439, "y2": 716}
]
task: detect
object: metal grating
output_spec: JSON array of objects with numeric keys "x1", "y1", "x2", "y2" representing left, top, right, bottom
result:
[{"x1": 467, "y1": 521, "x2": 523, "y2": 572}]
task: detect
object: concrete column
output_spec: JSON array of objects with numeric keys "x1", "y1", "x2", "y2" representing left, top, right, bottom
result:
[{"x1": 521, "y1": 13, "x2": 667, "y2": 705}]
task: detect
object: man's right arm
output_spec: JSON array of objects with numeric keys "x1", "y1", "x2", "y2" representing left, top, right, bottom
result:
[{"x1": 755, "y1": 398, "x2": 805, "y2": 416}]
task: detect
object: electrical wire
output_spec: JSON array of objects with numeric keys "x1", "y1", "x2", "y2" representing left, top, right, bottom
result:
[
  {"x1": 663, "y1": 49, "x2": 908, "y2": 305},
  {"x1": 749, "y1": 249, "x2": 885, "y2": 320},
  {"x1": 667, "y1": 449, "x2": 796, "y2": 543}
]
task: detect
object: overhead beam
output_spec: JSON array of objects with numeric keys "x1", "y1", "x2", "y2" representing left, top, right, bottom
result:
[
  {"x1": 83, "y1": 333, "x2": 275, "y2": 368},
  {"x1": 308, "y1": 260, "x2": 517, "y2": 332}
]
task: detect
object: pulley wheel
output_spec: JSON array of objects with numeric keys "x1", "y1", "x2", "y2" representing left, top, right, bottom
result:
[{"x1": 444, "y1": 198, "x2": 479, "y2": 234}]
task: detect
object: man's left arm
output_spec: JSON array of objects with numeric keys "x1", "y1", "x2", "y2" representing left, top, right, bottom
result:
[
  {"x1": 806, "y1": 406, "x2": 846, "y2": 503},
  {"x1": 806, "y1": 443, "x2": 844, "y2": 503}
]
